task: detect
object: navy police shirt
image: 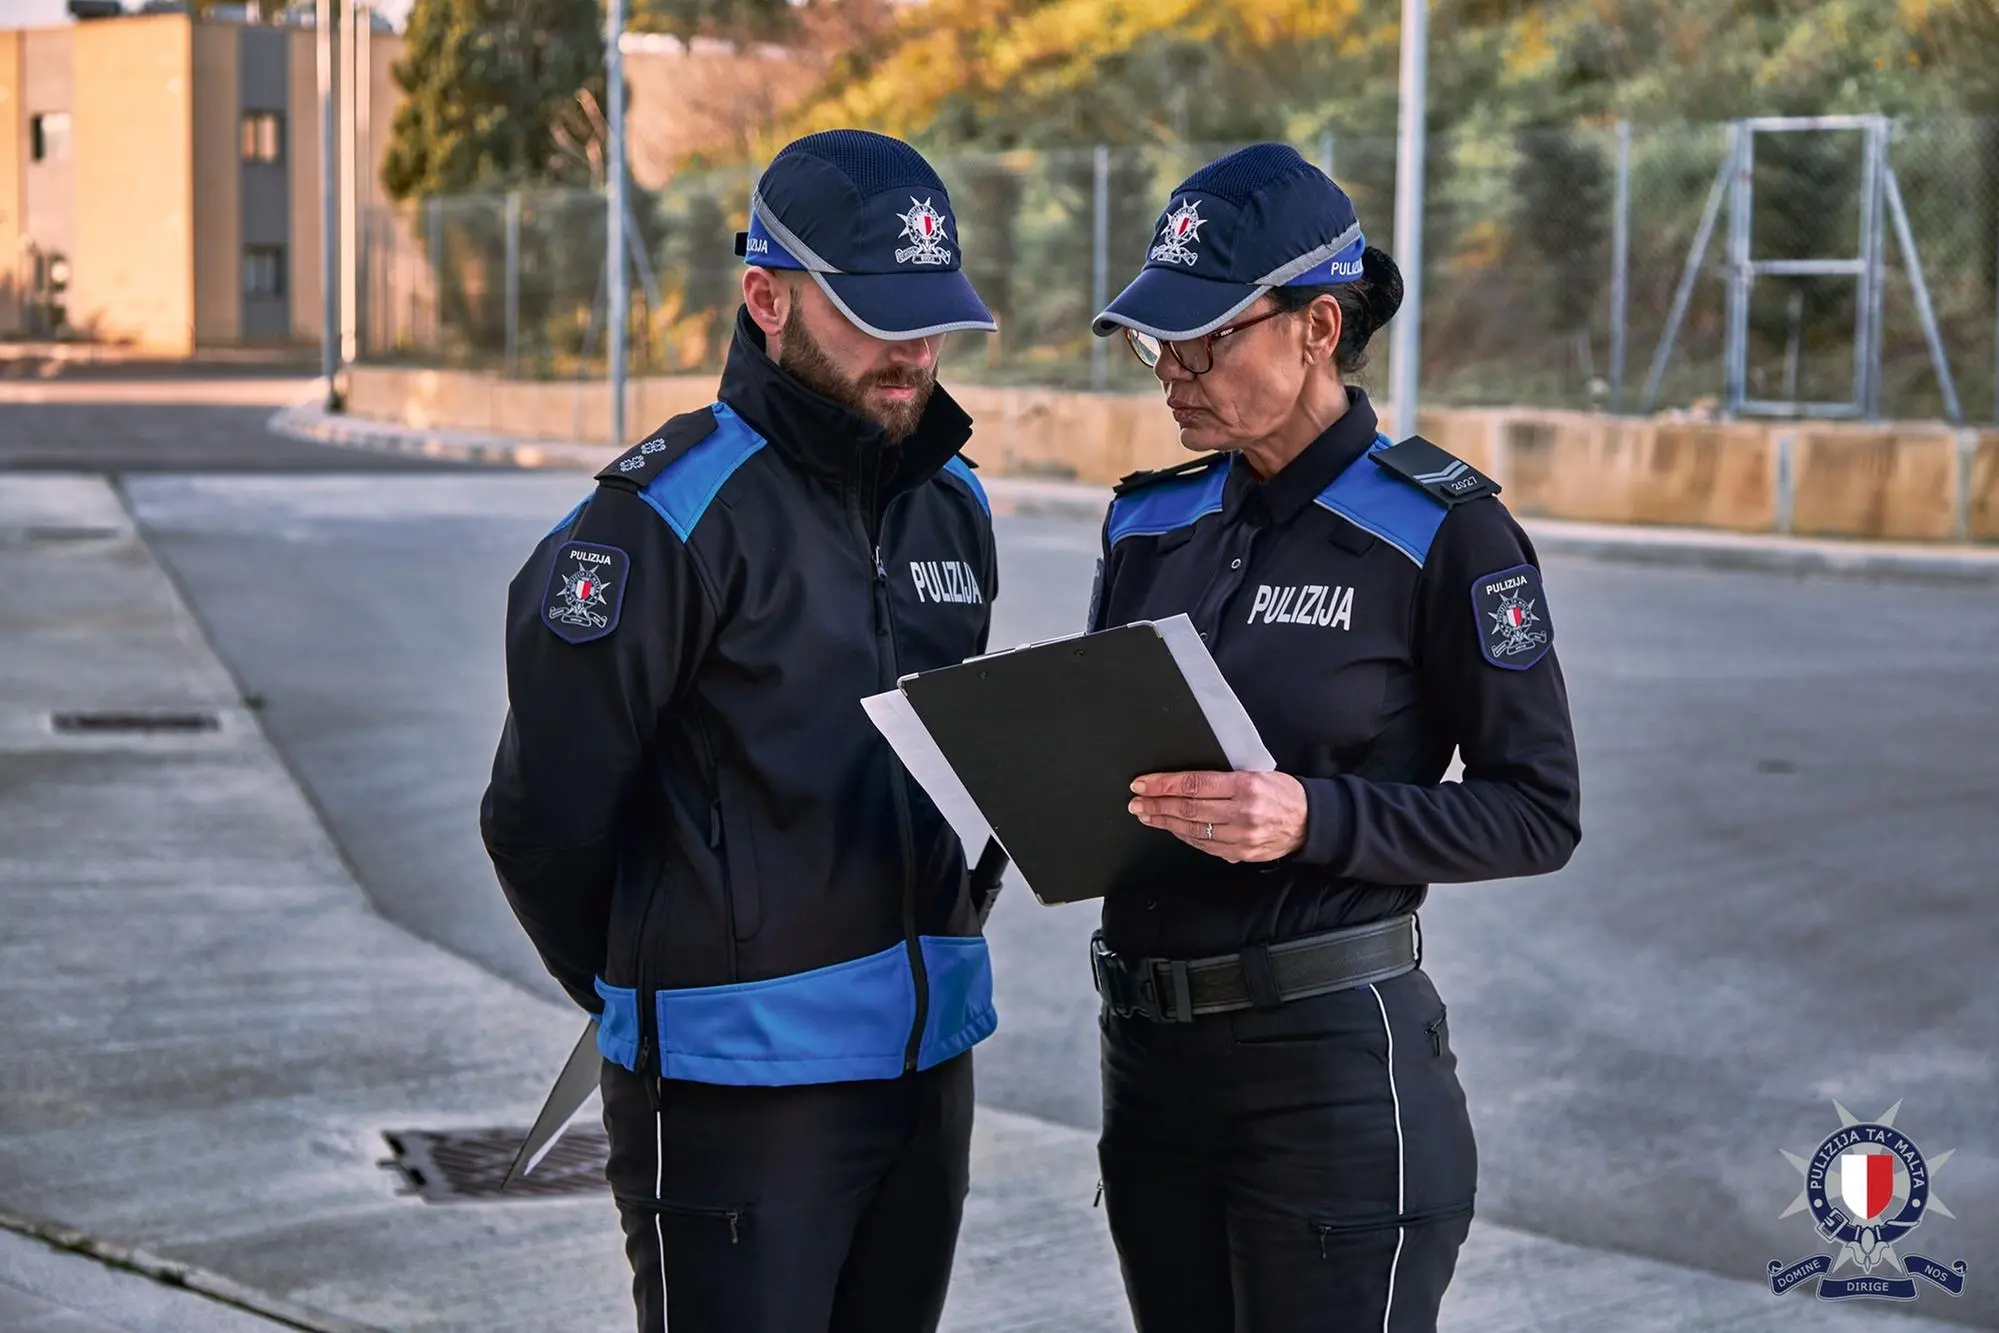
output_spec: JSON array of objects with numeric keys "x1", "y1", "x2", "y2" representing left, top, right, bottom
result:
[{"x1": 1089, "y1": 388, "x2": 1581, "y2": 960}]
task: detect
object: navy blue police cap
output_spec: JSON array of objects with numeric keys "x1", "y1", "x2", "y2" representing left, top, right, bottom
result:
[
  {"x1": 1093, "y1": 143, "x2": 1366, "y2": 342},
  {"x1": 734, "y1": 129, "x2": 997, "y2": 342}
]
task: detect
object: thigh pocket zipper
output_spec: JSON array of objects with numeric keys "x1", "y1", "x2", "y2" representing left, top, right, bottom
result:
[
  {"x1": 1311, "y1": 1203, "x2": 1473, "y2": 1257},
  {"x1": 614, "y1": 1194, "x2": 748, "y2": 1245}
]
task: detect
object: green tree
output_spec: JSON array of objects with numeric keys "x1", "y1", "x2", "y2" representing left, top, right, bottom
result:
[
  {"x1": 631, "y1": 0, "x2": 794, "y2": 43},
  {"x1": 380, "y1": 0, "x2": 607, "y2": 200}
]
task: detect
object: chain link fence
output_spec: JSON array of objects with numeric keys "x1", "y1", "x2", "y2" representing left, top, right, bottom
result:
[{"x1": 359, "y1": 116, "x2": 1999, "y2": 423}]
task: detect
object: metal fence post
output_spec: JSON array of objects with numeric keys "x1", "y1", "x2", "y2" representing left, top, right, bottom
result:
[
  {"x1": 1608, "y1": 120, "x2": 1631, "y2": 413},
  {"x1": 504, "y1": 192, "x2": 521, "y2": 379},
  {"x1": 1773, "y1": 428, "x2": 1796, "y2": 534},
  {"x1": 1723, "y1": 124, "x2": 1753, "y2": 418},
  {"x1": 1861, "y1": 117, "x2": 1888, "y2": 421},
  {"x1": 1318, "y1": 131, "x2": 1336, "y2": 180},
  {"x1": 426, "y1": 195, "x2": 443, "y2": 349},
  {"x1": 1090, "y1": 145, "x2": 1110, "y2": 391}
]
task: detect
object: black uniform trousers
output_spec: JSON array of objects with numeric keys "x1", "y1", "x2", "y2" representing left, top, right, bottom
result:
[
  {"x1": 601, "y1": 1053, "x2": 974, "y2": 1333},
  {"x1": 1099, "y1": 968, "x2": 1476, "y2": 1333}
]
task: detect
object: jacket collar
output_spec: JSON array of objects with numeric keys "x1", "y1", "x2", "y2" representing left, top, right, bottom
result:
[
  {"x1": 1224, "y1": 387, "x2": 1381, "y2": 527},
  {"x1": 717, "y1": 306, "x2": 973, "y2": 494}
]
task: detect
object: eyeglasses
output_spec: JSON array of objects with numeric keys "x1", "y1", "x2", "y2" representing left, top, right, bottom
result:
[{"x1": 1123, "y1": 307, "x2": 1289, "y2": 376}]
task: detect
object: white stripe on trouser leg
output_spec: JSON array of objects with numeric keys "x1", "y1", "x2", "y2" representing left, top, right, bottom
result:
[
  {"x1": 654, "y1": 1108, "x2": 668, "y2": 1333},
  {"x1": 1370, "y1": 984, "x2": 1405, "y2": 1333}
]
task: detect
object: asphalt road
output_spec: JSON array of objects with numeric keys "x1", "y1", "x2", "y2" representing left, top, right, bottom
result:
[
  {"x1": 120, "y1": 464, "x2": 1999, "y2": 1326},
  {"x1": 0, "y1": 378, "x2": 489, "y2": 472}
]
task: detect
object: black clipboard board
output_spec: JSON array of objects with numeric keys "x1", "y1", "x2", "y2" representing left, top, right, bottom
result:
[{"x1": 897, "y1": 621, "x2": 1252, "y2": 905}]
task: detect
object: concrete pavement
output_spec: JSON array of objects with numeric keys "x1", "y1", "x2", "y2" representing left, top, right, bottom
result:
[
  {"x1": 0, "y1": 468, "x2": 1978, "y2": 1329},
  {"x1": 0, "y1": 1225, "x2": 303, "y2": 1333}
]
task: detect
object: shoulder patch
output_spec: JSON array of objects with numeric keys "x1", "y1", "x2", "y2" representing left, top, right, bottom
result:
[
  {"x1": 1113, "y1": 452, "x2": 1229, "y2": 497},
  {"x1": 941, "y1": 454, "x2": 989, "y2": 516},
  {"x1": 543, "y1": 541, "x2": 629, "y2": 644},
  {"x1": 596, "y1": 408, "x2": 720, "y2": 490},
  {"x1": 1472, "y1": 563, "x2": 1552, "y2": 670},
  {"x1": 1106, "y1": 455, "x2": 1230, "y2": 547},
  {"x1": 1373, "y1": 436, "x2": 1500, "y2": 506},
  {"x1": 1314, "y1": 437, "x2": 1451, "y2": 566}
]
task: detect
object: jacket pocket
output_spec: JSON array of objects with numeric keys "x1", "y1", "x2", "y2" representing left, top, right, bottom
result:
[
  {"x1": 713, "y1": 768, "x2": 761, "y2": 943},
  {"x1": 593, "y1": 978, "x2": 641, "y2": 1070}
]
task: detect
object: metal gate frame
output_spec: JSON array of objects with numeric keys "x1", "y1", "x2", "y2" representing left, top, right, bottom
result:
[{"x1": 1640, "y1": 116, "x2": 1963, "y2": 423}]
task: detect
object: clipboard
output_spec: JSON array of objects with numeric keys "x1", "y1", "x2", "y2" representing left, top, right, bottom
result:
[{"x1": 875, "y1": 614, "x2": 1273, "y2": 906}]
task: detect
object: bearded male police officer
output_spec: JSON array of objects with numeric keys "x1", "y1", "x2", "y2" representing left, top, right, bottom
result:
[{"x1": 480, "y1": 130, "x2": 1004, "y2": 1333}]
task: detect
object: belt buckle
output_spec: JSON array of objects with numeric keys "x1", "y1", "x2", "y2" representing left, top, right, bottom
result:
[{"x1": 1090, "y1": 936, "x2": 1159, "y2": 1021}]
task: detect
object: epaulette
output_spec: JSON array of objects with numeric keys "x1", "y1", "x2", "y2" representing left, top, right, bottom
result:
[
  {"x1": 1371, "y1": 435, "x2": 1500, "y2": 505},
  {"x1": 1112, "y1": 452, "x2": 1228, "y2": 497},
  {"x1": 595, "y1": 408, "x2": 719, "y2": 490}
]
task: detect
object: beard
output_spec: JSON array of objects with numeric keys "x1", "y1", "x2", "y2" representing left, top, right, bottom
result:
[{"x1": 777, "y1": 301, "x2": 937, "y2": 445}]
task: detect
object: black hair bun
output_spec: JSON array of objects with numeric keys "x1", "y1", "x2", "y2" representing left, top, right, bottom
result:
[{"x1": 1359, "y1": 246, "x2": 1404, "y2": 333}]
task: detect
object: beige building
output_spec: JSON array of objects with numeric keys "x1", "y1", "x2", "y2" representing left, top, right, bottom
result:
[
  {"x1": 0, "y1": 10, "x2": 825, "y2": 357},
  {"x1": 0, "y1": 8, "x2": 402, "y2": 354}
]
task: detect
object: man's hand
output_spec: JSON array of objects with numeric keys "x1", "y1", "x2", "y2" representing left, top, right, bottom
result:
[{"x1": 1128, "y1": 770, "x2": 1308, "y2": 863}]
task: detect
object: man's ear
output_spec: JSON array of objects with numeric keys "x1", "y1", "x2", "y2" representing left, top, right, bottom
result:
[{"x1": 742, "y1": 267, "x2": 791, "y2": 339}]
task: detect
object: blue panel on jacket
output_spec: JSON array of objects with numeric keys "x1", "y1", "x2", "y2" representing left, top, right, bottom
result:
[
  {"x1": 545, "y1": 499, "x2": 586, "y2": 538},
  {"x1": 655, "y1": 943, "x2": 917, "y2": 1085},
  {"x1": 592, "y1": 936, "x2": 1002, "y2": 1085},
  {"x1": 594, "y1": 977, "x2": 641, "y2": 1069},
  {"x1": 941, "y1": 455, "x2": 989, "y2": 516},
  {"x1": 1314, "y1": 434, "x2": 1450, "y2": 566},
  {"x1": 917, "y1": 935, "x2": 997, "y2": 1069},
  {"x1": 638, "y1": 403, "x2": 767, "y2": 542},
  {"x1": 1107, "y1": 459, "x2": 1229, "y2": 546}
]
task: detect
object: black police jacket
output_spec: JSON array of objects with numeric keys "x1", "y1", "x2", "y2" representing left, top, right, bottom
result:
[
  {"x1": 1090, "y1": 388, "x2": 1581, "y2": 960},
  {"x1": 480, "y1": 310, "x2": 1000, "y2": 1086}
]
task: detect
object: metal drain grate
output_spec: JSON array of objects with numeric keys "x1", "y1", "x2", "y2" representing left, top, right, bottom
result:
[
  {"x1": 380, "y1": 1126, "x2": 610, "y2": 1203},
  {"x1": 51, "y1": 710, "x2": 222, "y2": 735}
]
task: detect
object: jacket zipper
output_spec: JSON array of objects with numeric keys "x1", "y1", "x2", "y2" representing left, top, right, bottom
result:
[
  {"x1": 631, "y1": 866, "x2": 661, "y2": 1110},
  {"x1": 633, "y1": 718, "x2": 722, "y2": 1111},
  {"x1": 851, "y1": 444, "x2": 929, "y2": 1075}
]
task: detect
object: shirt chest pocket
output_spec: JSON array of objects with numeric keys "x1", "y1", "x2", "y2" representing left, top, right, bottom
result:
[
  {"x1": 890, "y1": 554, "x2": 989, "y2": 671},
  {"x1": 1230, "y1": 534, "x2": 1409, "y2": 765}
]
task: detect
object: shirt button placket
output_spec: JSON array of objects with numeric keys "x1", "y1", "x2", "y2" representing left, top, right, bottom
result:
[{"x1": 1196, "y1": 523, "x2": 1257, "y2": 643}]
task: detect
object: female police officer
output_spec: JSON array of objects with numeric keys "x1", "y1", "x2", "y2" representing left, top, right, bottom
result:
[{"x1": 1082, "y1": 143, "x2": 1581, "y2": 1332}]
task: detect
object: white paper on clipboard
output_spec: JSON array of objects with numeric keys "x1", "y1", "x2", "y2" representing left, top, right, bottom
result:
[
  {"x1": 1148, "y1": 613, "x2": 1276, "y2": 773},
  {"x1": 861, "y1": 688, "x2": 998, "y2": 853}
]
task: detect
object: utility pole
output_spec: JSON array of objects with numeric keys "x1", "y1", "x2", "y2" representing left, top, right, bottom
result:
[
  {"x1": 316, "y1": 0, "x2": 337, "y2": 405},
  {"x1": 338, "y1": 0, "x2": 358, "y2": 368},
  {"x1": 606, "y1": 0, "x2": 627, "y2": 445},
  {"x1": 1389, "y1": 0, "x2": 1428, "y2": 437}
]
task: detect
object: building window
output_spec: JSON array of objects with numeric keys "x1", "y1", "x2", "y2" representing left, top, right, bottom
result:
[
  {"x1": 244, "y1": 245, "x2": 286, "y2": 298},
  {"x1": 240, "y1": 111, "x2": 283, "y2": 164},
  {"x1": 29, "y1": 112, "x2": 71, "y2": 164}
]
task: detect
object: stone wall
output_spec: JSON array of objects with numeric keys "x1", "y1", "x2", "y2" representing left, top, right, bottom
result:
[{"x1": 345, "y1": 365, "x2": 1999, "y2": 543}]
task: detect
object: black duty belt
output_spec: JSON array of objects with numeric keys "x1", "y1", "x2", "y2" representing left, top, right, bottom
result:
[{"x1": 1090, "y1": 915, "x2": 1419, "y2": 1023}]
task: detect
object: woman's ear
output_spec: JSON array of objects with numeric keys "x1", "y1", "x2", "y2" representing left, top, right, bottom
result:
[{"x1": 1305, "y1": 295, "x2": 1343, "y2": 366}]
